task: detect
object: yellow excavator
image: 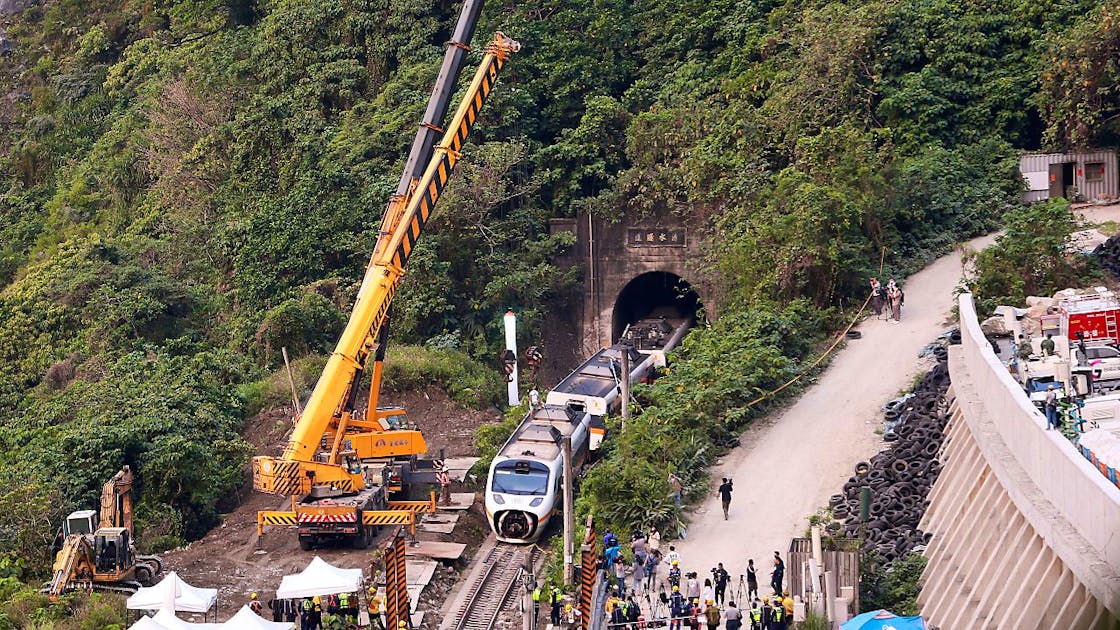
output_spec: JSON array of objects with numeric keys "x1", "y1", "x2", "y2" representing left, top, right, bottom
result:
[
  {"x1": 253, "y1": 2, "x2": 520, "y2": 550},
  {"x1": 45, "y1": 466, "x2": 162, "y2": 600}
]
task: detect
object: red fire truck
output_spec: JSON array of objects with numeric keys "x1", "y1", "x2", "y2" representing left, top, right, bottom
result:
[{"x1": 1059, "y1": 292, "x2": 1120, "y2": 345}]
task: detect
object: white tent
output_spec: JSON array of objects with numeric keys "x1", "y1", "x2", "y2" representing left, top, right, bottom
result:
[
  {"x1": 127, "y1": 572, "x2": 218, "y2": 614},
  {"x1": 127, "y1": 616, "x2": 171, "y2": 630},
  {"x1": 222, "y1": 605, "x2": 294, "y2": 629},
  {"x1": 274, "y1": 556, "x2": 362, "y2": 599},
  {"x1": 152, "y1": 608, "x2": 221, "y2": 629}
]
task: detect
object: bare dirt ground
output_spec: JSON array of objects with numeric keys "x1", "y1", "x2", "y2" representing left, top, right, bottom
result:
[
  {"x1": 664, "y1": 234, "x2": 998, "y2": 587},
  {"x1": 159, "y1": 386, "x2": 499, "y2": 624}
]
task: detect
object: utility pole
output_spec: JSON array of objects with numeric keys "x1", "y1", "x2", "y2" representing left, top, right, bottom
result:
[
  {"x1": 522, "y1": 561, "x2": 536, "y2": 630},
  {"x1": 281, "y1": 347, "x2": 302, "y2": 415},
  {"x1": 562, "y1": 435, "x2": 575, "y2": 587},
  {"x1": 620, "y1": 346, "x2": 631, "y2": 432}
]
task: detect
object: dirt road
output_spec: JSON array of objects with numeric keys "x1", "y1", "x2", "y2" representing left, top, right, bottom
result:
[{"x1": 667, "y1": 235, "x2": 997, "y2": 586}]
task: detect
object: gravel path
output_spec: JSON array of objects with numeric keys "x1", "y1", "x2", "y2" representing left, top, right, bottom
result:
[{"x1": 662, "y1": 234, "x2": 997, "y2": 591}]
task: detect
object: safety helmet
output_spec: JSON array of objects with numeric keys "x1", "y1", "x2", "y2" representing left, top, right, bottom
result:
[
  {"x1": 672, "y1": 559, "x2": 679, "y2": 565},
  {"x1": 762, "y1": 596, "x2": 769, "y2": 603},
  {"x1": 369, "y1": 586, "x2": 377, "y2": 593},
  {"x1": 398, "y1": 622, "x2": 407, "y2": 628},
  {"x1": 251, "y1": 593, "x2": 258, "y2": 599},
  {"x1": 706, "y1": 599, "x2": 713, "y2": 605},
  {"x1": 672, "y1": 585, "x2": 679, "y2": 592}
]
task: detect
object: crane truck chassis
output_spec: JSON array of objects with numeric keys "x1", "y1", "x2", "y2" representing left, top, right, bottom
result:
[{"x1": 252, "y1": 19, "x2": 519, "y2": 548}]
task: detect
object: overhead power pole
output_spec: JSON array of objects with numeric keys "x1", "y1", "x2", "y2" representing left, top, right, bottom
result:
[
  {"x1": 620, "y1": 347, "x2": 631, "y2": 431},
  {"x1": 562, "y1": 435, "x2": 575, "y2": 586}
]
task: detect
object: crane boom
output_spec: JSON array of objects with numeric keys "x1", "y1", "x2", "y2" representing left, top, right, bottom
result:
[{"x1": 254, "y1": 32, "x2": 520, "y2": 495}]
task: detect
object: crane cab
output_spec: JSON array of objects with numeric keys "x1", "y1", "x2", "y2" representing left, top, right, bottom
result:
[
  {"x1": 93, "y1": 528, "x2": 132, "y2": 574},
  {"x1": 64, "y1": 510, "x2": 97, "y2": 537}
]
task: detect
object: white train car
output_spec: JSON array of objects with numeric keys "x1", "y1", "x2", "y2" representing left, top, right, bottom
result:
[{"x1": 485, "y1": 317, "x2": 691, "y2": 543}]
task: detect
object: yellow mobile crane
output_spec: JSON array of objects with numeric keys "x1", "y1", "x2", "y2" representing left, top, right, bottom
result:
[
  {"x1": 46, "y1": 466, "x2": 163, "y2": 599},
  {"x1": 254, "y1": 6, "x2": 519, "y2": 549}
]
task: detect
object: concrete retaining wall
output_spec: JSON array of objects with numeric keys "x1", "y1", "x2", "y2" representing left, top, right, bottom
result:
[{"x1": 917, "y1": 294, "x2": 1120, "y2": 629}]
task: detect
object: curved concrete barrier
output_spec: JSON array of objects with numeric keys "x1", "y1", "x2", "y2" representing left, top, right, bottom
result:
[{"x1": 917, "y1": 294, "x2": 1120, "y2": 629}]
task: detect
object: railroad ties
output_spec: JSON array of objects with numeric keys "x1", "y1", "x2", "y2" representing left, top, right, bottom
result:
[{"x1": 449, "y1": 543, "x2": 537, "y2": 630}]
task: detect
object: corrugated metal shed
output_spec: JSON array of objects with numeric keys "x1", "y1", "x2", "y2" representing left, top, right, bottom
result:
[{"x1": 1020, "y1": 150, "x2": 1119, "y2": 202}]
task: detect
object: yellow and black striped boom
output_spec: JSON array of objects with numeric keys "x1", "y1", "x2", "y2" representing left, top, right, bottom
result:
[{"x1": 253, "y1": 32, "x2": 519, "y2": 496}]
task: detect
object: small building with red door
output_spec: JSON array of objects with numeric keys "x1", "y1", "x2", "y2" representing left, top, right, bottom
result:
[{"x1": 1020, "y1": 149, "x2": 1118, "y2": 203}]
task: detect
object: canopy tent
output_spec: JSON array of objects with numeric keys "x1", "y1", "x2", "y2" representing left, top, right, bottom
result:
[
  {"x1": 152, "y1": 609, "x2": 220, "y2": 629},
  {"x1": 842, "y1": 610, "x2": 927, "y2": 630},
  {"x1": 223, "y1": 605, "x2": 294, "y2": 629},
  {"x1": 127, "y1": 616, "x2": 170, "y2": 630},
  {"x1": 127, "y1": 572, "x2": 218, "y2": 614},
  {"x1": 274, "y1": 556, "x2": 363, "y2": 599}
]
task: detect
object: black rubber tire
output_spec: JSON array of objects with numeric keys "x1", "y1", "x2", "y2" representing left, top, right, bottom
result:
[
  {"x1": 855, "y1": 462, "x2": 871, "y2": 475},
  {"x1": 846, "y1": 330, "x2": 862, "y2": 339}
]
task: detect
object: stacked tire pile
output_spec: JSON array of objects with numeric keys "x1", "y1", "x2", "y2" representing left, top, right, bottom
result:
[
  {"x1": 829, "y1": 336, "x2": 956, "y2": 563},
  {"x1": 1094, "y1": 234, "x2": 1120, "y2": 277}
]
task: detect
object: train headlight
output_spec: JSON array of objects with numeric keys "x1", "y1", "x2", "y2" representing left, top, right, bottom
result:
[
  {"x1": 529, "y1": 497, "x2": 543, "y2": 507},
  {"x1": 493, "y1": 494, "x2": 505, "y2": 504}
]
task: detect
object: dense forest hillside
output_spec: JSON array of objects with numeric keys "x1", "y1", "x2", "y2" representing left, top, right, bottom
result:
[{"x1": 1, "y1": 0, "x2": 1117, "y2": 598}]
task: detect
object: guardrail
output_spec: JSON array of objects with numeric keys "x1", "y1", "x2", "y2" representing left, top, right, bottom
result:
[{"x1": 955, "y1": 293, "x2": 1120, "y2": 613}]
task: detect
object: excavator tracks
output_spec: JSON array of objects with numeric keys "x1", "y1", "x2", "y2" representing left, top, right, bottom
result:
[{"x1": 448, "y1": 542, "x2": 537, "y2": 630}]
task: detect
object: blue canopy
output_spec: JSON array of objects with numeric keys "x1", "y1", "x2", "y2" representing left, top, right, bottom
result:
[{"x1": 841, "y1": 609, "x2": 926, "y2": 630}]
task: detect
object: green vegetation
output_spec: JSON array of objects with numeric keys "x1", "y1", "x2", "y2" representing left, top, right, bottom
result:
[
  {"x1": 965, "y1": 199, "x2": 1102, "y2": 315},
  {"x1": 0, "y1": 0, "x2": 1115, "y2": 614},
  {"x1": 860, "y1": 552, "x2": 928, "y2": 615}
]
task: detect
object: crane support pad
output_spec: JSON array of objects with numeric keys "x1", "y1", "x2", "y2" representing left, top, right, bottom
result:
[
  {"x1": 361, "y1": 511, "x2": 416, "y2": 526},
  {"x1": 258, "y1": 511, "x2": 298, "y2": 526},
  {"x1": 387, "y1": 499, "x2": 435, "y2": 514}
]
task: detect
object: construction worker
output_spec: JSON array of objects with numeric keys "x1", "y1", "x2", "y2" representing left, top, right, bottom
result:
[
  {"x1": 300, "y1": 597, "x2": 316, "y2": 630},
  {"x1": 669, "y1": 586, "x2": 686, "y2": 630},
  {"x1": 368, "y1": 587, "x2": 384, "y2": 630},
  {"x1": 748, "y1": 599, "x2": 762, "y2": 630},
  {"x1": 770, "y1": 599, "x2": 785, "y2": 630},
  {"x1": 249, "y1": 593, "x2": 263, "y2": 617},
  {"x1": 532, "y1": 582, "x2": 542, "y2": 622},
  {"x1": 760, "y1": 597, "x2": 773, "y2": 630},
  {"x1": 337, "y1": 591, "x2": 352, "y2": 624},
  {"x1": 781, "y1": 591, "x2": 794, "y2": 619},
  {"x1": 549, "y1": 587, "x2": 562, "y2": 626}
]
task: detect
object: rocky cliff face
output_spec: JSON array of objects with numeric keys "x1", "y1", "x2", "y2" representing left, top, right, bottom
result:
[{"x1": 0, "y1": 0, "x2": 36, "y2": 15}]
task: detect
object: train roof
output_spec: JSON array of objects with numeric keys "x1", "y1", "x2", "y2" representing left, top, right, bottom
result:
[
  {"x1": 621, "y1": 316, "x2": 691, "y2": 352},
  {"x1": 496, "y1": 403, "x2": 586, "y2": 462},
  {"x1": 551, "y1": 345, "x2": 640, "y2": 398}
]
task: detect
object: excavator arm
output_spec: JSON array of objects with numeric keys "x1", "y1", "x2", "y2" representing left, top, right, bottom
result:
[
  {"x1": 99, "y1": 466, "x2": 133, "y2": 531},
  {"x1": 253, "y1": 32, "x2": 520, "y2": 496}
]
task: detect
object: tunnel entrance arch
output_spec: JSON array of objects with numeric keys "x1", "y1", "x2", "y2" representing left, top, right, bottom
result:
[{"x1": 610, "y1": 271, "x2": 702, "y2": 341}]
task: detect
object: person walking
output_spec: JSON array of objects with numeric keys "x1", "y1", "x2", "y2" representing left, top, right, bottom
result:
[
  {"x1": 717, "y1": 478, "x2": 733, "y2": 520},
  {"x1": 528, "y1": 385, "x2": 541, "y2": 409},
  {"x1": 886, "y1": 280, "x2": 903, "y2": 323},
  {"x1": 1045, "y1": 385, "x2": 1061, "y2": 430},
  {"x1": 713, "y1": 563, "x2": 730, "y2": 606},
  {"x1": 669, "y1": 472, "x2": 684, "y2": 507},
  {"x1": 648, "y1": 525, "x2": 661, "y2": 554},
  {"x1": 745, "y1": 559, "x2": 758, "y2": 601},
  {"x1": 770, "y1": 552, "x2": 784, "y2": 595},
  {"x1": 869, "y1": 277, "x2": 883, "y2": 317},
  {"x1": 686, "y1": 572, "x2": 701, "y2": 600}
]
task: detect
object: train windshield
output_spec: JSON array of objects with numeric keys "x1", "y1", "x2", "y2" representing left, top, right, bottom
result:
[{"x1": 492, "y1": 461, "x2": 550, "y2": 496}]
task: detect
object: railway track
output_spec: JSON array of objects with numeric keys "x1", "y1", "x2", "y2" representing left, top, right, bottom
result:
[{"x1": 449, "y1": 542, "x2": 537, "y2": 630}]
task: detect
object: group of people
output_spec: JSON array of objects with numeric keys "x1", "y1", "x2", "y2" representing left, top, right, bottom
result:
[
  {"x1": 597, "y1": 529, "x2": 794, "y2": 629},
  {"x1": 250, "y1": 588, "x2": 406, "y2": 630},
  {"x1": 869, "y1": 277, "x2": 904, "y2": 323}
]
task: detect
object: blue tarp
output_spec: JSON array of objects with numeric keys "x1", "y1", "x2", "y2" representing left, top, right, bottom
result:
[{"x1": 841, "y1": 609, "x2": 927, "y2": 630}]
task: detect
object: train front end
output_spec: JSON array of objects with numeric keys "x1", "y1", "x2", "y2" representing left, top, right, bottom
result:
[{"x1": 485, "y1": 457, "x2": 558, "y2": 543}]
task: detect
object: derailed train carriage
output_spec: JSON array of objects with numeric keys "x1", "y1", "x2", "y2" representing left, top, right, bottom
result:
[{"x1": 485, "y1": 317, "x2": 691, "y2": 543}]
